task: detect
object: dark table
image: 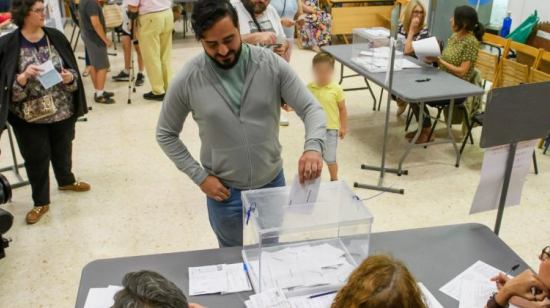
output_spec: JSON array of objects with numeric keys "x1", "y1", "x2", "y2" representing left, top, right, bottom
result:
[
  {"x1": 76, "y1": 223, "x2": 529, "y2": 308},
  {"x1": 322, "y1": 45, "x2": 484, "y2": 174}
]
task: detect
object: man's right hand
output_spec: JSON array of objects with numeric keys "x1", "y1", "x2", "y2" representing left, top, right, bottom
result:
[
  {"x1": 105, "y1": 38, "x2": 113, "y2": 47},
  {"x1": 200, "y1": 175, "x2": 230, "y2": 202},
  {"x1": 257, "y1": 32, "x2": 277, "y2": 46}
]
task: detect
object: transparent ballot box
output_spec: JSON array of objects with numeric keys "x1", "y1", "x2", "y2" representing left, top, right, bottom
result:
[
  {"x1": 351, "y1": 27, "x2": 405, "y2": 73},
  {"x1": 241, "y1": 181, "x2": 374, "y2": 297}
]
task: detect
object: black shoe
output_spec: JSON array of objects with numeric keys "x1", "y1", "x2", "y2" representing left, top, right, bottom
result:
[
  {"x1": 112, "y1": 70, "x2": 130, "y2": 81},
  {"x1": 143, "y1": 91, "x2": 165, "y2": 101},
  {"x1": 94, "y1": 94, "x2": 116, "y2": 104},
  {"x1": 94, "y1": 92, "x2": 115, "y2": 101},
  {"x1": 135, "y1": 73, "x2": 145, "y2": 87}
]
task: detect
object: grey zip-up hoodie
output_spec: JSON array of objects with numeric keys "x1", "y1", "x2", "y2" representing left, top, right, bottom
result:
[{"x1": 156, "y1": 45, "x2": 326, "y2": 190}]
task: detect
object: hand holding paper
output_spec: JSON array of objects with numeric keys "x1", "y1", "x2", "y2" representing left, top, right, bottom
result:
[
  {"x1": 298, "y1": 150, "x2": 323, "y2": 184},
  {"x1": 412, "y1": 37, "x2": 441, "y2": 62}
]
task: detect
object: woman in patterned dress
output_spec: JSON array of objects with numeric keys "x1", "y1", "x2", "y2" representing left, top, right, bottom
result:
[{"x1": 299, "y1": 0, "x2": 331, "y2": 52}]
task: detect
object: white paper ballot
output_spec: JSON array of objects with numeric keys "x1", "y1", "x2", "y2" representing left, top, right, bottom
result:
[
  {"x1": 188, "y1": 264, "x2": 227, "y2": 296},
  {"x1": 439, "y1": 260, "x2": 503, "y2": 301},
  {"x1": 37, "y1": 60, "x2": 63, "y2": 89},
  {"x1": 287, "y1": 293, "x2": 337, "y2": 308},
  {"x1": 246, "y1": 288, "x2": 288, "y2": 308},
  {"x1": 224, "y1": 263, "x2": 252, "y2": 294},
  {"x1": 402, "y1": 59, "x2": 422, "y2": 69},
  {"x1": 417, "y1": 283, "x2": 443, "y2": 308},
  {"x1": 458, "y1": 280, "x2": 520, "y2": 308},
  {"x1": 286, "y1": 175, "x2": 321, "y2": 206},
  {"x1": 412, "y1": 37, "x2": 441, "y2": 62},
  {"x1": 470, "y1": 139, "x2": 537, "y2": 214},
  {"x1": 83, "y1": 285, "x2": 123, "y2": 308}
]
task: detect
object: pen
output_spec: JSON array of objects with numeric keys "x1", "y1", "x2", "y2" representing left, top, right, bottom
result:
[
  {"x1": 415, "y1": 78, "x2": 431, "y2": 82},
  {"x1": 309, "y1": 290, "x2": 337, "y2": 299},
  {"x1": 503, "y1": 264, "x2": 520, "y2": 276}
]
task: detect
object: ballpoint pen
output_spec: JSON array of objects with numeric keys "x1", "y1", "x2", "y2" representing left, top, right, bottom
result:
[
  {"x1": 504, "y1": 264, "x2": 520, "y2": 276},
  {"x1": 309, "y1": 290, "x2": 337, "y2": 299}
]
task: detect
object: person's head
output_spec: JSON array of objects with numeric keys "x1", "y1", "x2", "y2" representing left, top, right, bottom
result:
[
  {"x1": 9, "y1": 0, "x2": 44, "y2": 29},
  {"x1": 539, "y1": 246, "x2": 550, "y2": 289},
  {"x1": 450, "y1": 5, "x2": 484, "y2": 41},
  {"x1": 312, "y1": 52, "x2": 335, "y2": 87},
  {"x1": 191, "y1": 0, "x2": 242, "y2": 69},
  {"x1": 401, "y1": 0, "x2": 426, "y2": 32},
  {"x1": 113, "y1": 270, "x2": 189, "y2": 308},
  {"x1": 332, "y1": 255, "x2": 427, "y2": 308},
  {"x1": 241, "y1": 0, "x2": 269, "y2": 16}
]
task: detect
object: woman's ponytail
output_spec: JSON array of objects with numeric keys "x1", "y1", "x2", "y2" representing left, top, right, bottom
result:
[{"x1": 474, "y1": 21, "x2": 485, "y2": 41}]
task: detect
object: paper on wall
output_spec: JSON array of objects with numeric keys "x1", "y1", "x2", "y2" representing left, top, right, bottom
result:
[
  {"x1": 470, "y1": 139, "x2": 537, "y2": 214},
  {"x1": 412, "y1": 37, "x2": 441, "y2": 62}
]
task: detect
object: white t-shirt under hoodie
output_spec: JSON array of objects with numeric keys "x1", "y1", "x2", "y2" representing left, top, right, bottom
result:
[{"x1": 231, "y1": 0, "x2": 287, "y2": 45}]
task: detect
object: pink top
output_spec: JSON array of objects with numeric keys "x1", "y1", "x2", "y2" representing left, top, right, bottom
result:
[{"x1": 126, "y1": 0, "x2": 171, "y2": 15}]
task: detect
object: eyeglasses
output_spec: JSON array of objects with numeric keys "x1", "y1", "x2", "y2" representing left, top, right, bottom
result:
[
  {"x1": 412, "y1": 10, "x2": 424, "y2": 15},
  {"x1": 29, "y1": 8, "x2": 46, "y2": 14},
  {"x1": 540, "y1": 246, "x2": 550, "y2": 261}
]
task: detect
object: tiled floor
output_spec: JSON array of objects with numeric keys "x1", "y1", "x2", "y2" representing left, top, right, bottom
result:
[{"x1": 0, "y1": 26, "x2": 549, "y2": 307}]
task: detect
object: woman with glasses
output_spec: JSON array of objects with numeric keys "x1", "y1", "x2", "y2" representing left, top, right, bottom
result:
[
  {"x1": 487, "y1": 246, "x2": 550, "y2": 308},
  {"x1": 0, "y1": 0, "x2": 90, "y2": 224},
  {"x1": 394, "y1": 0, "x2": 430, "y2": 116}
]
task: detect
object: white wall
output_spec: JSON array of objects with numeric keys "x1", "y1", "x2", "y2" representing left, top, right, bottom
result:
[{"x1": 507, "y1": 0, "x2": 550, "y2": 30}]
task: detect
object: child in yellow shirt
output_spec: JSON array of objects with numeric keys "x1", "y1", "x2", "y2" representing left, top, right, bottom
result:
[{"x1": 307, "y1": 52, "x2": 347, "y2": 181}]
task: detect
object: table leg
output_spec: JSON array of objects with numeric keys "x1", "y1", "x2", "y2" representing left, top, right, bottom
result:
[
  {"x1": 398, "y1": 102, "x2": 425, "y2": 174},
  {"x1": 446, "y1": 99, "x2": 460, "y2": 167}
]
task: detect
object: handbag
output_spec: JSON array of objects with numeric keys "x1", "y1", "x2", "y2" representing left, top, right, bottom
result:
[
  {"x1": 21, "y1": 36, "x2": 58, "y2": 123},
  {"x1": 103, "y1": 2, "x2": 123, "y2": 28}
]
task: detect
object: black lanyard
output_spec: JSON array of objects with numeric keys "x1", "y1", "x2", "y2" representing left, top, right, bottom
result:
[{"x1": 243, "y1": 0, "x2": 263, "y2": 32}]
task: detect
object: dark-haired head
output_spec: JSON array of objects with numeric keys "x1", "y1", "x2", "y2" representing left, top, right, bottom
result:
[
  {"x1": 452, "y1": 6, "x2": 484, "y2": 41},
  {"x1": 191, "y1": 0, "x2": 239, "y2": 41},
  {"x1": 10, "y1": 0, "x2": 45, "y2": 28}
]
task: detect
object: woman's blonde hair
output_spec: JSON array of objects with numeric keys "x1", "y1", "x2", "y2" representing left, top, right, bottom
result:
[
  {"x1": 401, "y1": 0, "x2": 427, "y2": 33},
  {"x1": 331, "y1": 255, "x2": 427, "y2": 308}
]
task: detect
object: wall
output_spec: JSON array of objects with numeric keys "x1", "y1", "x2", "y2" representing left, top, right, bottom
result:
[{"x1": 507, "y1": 0, "x2": 550, "y2": 30}]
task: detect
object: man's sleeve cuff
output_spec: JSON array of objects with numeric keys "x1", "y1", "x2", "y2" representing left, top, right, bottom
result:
[
  {"x1": 304, "y1": 139, "x2": 324, "y2": 154},
  {"x1": 192, "y1": 169, "x2": 210, "y2": 187}
]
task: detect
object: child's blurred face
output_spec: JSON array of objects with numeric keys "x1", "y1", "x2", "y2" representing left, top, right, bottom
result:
[{"x1": 313, "y1": 62, "x2": 334, "y2": 87}]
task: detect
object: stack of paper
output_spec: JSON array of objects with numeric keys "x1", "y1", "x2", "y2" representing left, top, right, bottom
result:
[
  {"x1": 188, "y1": 263, "x2": 252, "y2": 296},
  {"x1": 83, "y1": 285, "x2": 123, "y2": 308},
  {"x1": 440, "y1": 261, "x2": 519, "y2": 308},
  {"x1": 245, "y1": 289, "x2": 337, "y2": 308},
  {"x1": 248, "y1": 243, "x2": 355, "y2": 292}
]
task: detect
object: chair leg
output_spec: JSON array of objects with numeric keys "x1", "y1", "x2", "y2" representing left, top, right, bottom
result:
[
  {"x1": 424, "y1": 107, "x2": 441, "y2": 149},
  {"x1": 460, "y1": 117, "x2": 475, "y2": 155},
  {"x1": 70, "y1": 26, "x2": 76, "y2": 45},
  {"x1": 73, "y1": 31, "x2": 80, "y2": 52},
  {"x1": 462, "y1": 108, "x2": 474, "y2": 145},
  {"x1": 533, "y1": 151, "x2": 539, "y2": 175}
]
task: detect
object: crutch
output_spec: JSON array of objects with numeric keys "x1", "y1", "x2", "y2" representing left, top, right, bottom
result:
[{"x1": 127, "y1": 10, "x2": 138, "y2": 104}]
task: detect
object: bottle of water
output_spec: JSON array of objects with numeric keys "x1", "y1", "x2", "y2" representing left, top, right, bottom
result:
[{"x1": 500, "y1": 12, "x2": 512, "y2": 38}]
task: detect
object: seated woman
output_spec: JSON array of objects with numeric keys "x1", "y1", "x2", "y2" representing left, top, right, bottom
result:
[
  {"x1": 299, "y1": 0, "x2": 331, "y2": 53},
  {"x1": 487, "y1": 246, "x2": 550, "y2": 308},
  {"x1": 407, "y1": 6, "x2": 483, "y2": 144},
  {"x1": 395, "y1": 0, "x2": 430, "y2": 116},
  {"x1": 331, "y1": 255, "x2": 427, "y2": 308}
]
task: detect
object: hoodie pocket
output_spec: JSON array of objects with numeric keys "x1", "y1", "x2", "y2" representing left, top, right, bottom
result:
[{"x1": 212, "y1": 145, "x2": 250, "y2": 184}]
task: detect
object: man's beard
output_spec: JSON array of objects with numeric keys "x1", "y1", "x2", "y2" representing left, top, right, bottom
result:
[
  {"x1": 206, "y1": 44, "x2": 243, "y2": 70},
  {"x1": 242, "y1": 0, "x2": 266, "y2": 15}
]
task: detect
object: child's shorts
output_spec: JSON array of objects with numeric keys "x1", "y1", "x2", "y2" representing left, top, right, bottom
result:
[{"x1": 323, "y1": 129, "x2": 338, "y2": 164}]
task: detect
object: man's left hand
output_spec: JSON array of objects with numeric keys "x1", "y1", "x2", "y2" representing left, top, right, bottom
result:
[
  {"x1": 274, "y1": 44, "x2": 288, "y2": 57},
  {"x1": 298, "y1": 150, "x2": 323, "y2": 185}
]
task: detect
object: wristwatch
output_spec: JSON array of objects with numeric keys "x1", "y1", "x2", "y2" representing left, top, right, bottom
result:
[{"x1": 487, "y1": 293, "x2": 509, "y2": 308}]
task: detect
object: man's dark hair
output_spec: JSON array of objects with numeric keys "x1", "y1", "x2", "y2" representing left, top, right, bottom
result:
[
  {"x1": 9, "y1": 0, "x2": 43, "y2": 28},
  {"x1": 113, "y1": 270, "x2": 189, "y2": 308},
  {"x1": 191, "y1": 0, "x2": 239, "y2": 41}
]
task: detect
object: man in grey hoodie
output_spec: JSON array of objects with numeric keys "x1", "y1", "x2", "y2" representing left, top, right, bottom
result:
[{"x1": 156, "y1": 0, "x2": 326, "y2": 247}]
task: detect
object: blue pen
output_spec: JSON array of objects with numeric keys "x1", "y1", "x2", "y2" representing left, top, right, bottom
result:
[{"x1": 309, "y1": 290, "x2": 337, "y2": 299}]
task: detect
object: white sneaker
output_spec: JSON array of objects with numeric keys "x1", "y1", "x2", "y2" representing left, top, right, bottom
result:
[{"x1": 279, "y1": 113, "x2": 290, "y2": 126}]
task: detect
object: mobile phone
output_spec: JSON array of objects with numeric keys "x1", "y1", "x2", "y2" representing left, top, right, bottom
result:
[{"x1": 266, "y1": 44, "x2": 282, "y2": 50}]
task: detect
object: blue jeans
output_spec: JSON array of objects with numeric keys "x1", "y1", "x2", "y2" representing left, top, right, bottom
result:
[{"x1": 206, "y1": 170, "x2": 286, "y2": 248}]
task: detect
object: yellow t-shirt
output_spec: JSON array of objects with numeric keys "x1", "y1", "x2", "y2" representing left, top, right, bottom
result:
[{"x1": 307, "y1": 81, "x2": 346, "y2": 130}]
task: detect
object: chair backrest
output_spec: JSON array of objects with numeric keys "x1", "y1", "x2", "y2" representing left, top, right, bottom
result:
[
  {"x1": 535, "y1": 50, "x2": 550, "y2": 74},
  {"x1": 483, "y1": 33, "x2": 509, "y2": 50},
  {"x1": 507, "y1": 41, "x2": 543, "y2": 68},
  {"x1": 497, "y1": 58, "x2": 529, "y2": 88},
  {"x1": 530, "y1": 69, "x2": 550, "y2": 83},
  {"x1": 475, "y1": 49, "x2": 499, "y2": 84}
]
